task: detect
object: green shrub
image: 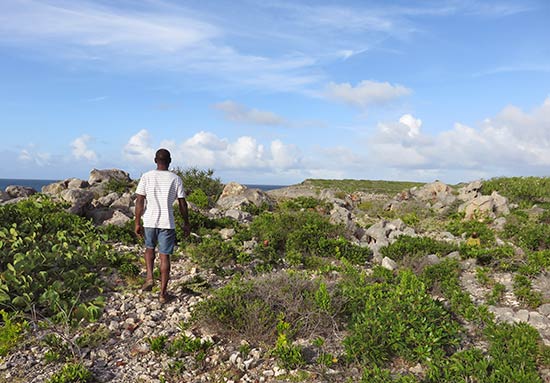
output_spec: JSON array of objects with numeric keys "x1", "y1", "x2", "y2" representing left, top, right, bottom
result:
[
  {"x1": 273, "y1": 317, "x2": 305, "y2": 369},
  {"x1": 485, "y1": 322, "x2": 543, "y2": 382},
  {"x1": 104, "y1": 178, "x2": 134, "y2": 194},
  {"x1": 519, "y1": 250, "x2": 550, "y2": 276},
  {"x1": 421, "y1": 259, "x2": 489, "y2": 323},
  {"x1": 315, "y1": 237, "x2": 372, "y2": 264},
  {"x1": 359, "y1": 366, "x2": 419, "y2": 383},
  {"x1": 147, "y1": 335, "x2": 168, "y2": 354},
  {"x1": 446, "y1": 218, "x2": 495, "y2": 246},
  {"x1": 188, "y1": 236, "x2": 238, "y2": 271},
  {"x1": 175, "y1": 210, "x2": 237, "y2": 242},
  {"x1": 246, "y1": 210, "x2": 345, "y2": 268},
  {"x1": 97, "y1": 220, "x2": 138, "y2": 244},
  {"x1": 481, "y1": 176, "x2": 550, "y2": 208},
  {"x1": 0, "y1": 310, "x2": 26, "y2": 356},
  {"x1": 0, "y1": 197, "x2": 111, "y2": 320},
  {"x1": 504, "y1": 214, "x2": 550, "y2": 251},
  {"x1": 279, "y1": 196, "x2": 331, "y2": 212},
  {"x1": 513, "y1": 274, "x2": 543, "y2": 308},
  {"x1": 173, "y1": 167, "x2": 224, "y2": 207},
  {"x1": 187, "y1": 189, "x2": 209, "y2": 208},
  {"x1": 380, "y1": 235, "x2": 458, "y2": 261},
  {"x1": 343, "y1": 270, "x2": 461, "y2": 367},
  {"x1": 193, "y1": 271, "x2": 343, "y2": 345},
  {"x1": 47, "y1": 362, "x2": 92, "y2": 383},
  {"x1": 459, "y1": 244, "x2": 516, "y2": 268}
]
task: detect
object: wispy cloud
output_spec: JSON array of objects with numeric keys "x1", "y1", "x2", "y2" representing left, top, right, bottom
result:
[
  {"x1": 71, "y1": 135, "x2": 97, "y2": 161},
  {"x1": 213, "y1": 100, "x2": 287, "y2": 126},
  {"x1": 325, "y1": 80, "x2": 411, "y2": 109}
]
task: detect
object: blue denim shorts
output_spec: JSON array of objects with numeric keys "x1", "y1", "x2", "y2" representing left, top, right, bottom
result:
[{"x1": 144, "y1": 228, "x2": 176, "y2": 255}]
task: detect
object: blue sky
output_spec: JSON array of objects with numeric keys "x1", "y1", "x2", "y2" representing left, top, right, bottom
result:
[{"x1": 1, "y1": 0, "x2": 549, "y2": 185}]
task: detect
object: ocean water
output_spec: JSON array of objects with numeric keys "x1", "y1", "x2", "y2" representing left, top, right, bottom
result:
[
  {"x1": 0, "y1": 179, "x2": 60, "y2": 192},
  {"x1": 0, "y1": 178, "x2": 286, "y2": 192}
]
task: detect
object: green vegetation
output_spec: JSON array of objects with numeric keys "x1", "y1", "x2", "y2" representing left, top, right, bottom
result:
[
  {"x1": 104, "y1": 177, "x2": 135, "y2": 195},
  {"x1": 0, "y1": 196, "x2": 112, "y2": 322},
  {"x1": 303, "y1": 179, "x2": 424, "y2": 195},
  {"x1": 0, "y1": 310, "x2": 26, "y2": 356},
  {"x1": 47, "y1": 362, "x2": 92, "y2": 383},
  {"x1": 4, "y1": 173, "x2": 550, "y2": 381},
  {"x1": 173, "y1": 167, "x2": 224, "y2": 207},
  {"x1": 481, "y1": 176, "x2": 550, "y2": 208},
  {"x1": 380, "y1": 235, "x2": 458, "y2": 261}
]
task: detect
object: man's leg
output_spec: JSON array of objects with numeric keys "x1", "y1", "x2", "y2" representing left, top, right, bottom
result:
[
  {"x1": 145, "y1": 248, "x2": 155, "y2": 281},
  {"x1": 142, "y1": 247, "x2": 155, "y2": 291},
  {"x1": 159, "y1": 253, "x2": 170, "y2": 298}
]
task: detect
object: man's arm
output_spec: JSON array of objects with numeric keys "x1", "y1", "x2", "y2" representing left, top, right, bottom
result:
[
  {"x1": 178, "y1": 197, "x2": 191, "y2": 237},
  {"x1": 135, "y1": 194, "x2": 145, "y2": 238}
]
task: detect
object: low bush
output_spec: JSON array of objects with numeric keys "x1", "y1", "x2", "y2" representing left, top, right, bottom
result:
[
  {"x1": 481, "y1": 176, "x2": 550, "y2": 208},
  {"x1": 188, "y1": 237, "x2": 239, "y2": 271},
  {"x1": 193, "y1": 271, "x2": 343, "y2": 345},
  {"x1": 47, "y1": 362, "x2": 92, "y2": 383},
  {"x1": 503, "y1": 212, "x2": 550, "y2": 251},
  {"x1": 97, "y1": 221, "x2": 138, "y2": 245},
  {"x1": 0, "y1": 197, "x2": 112, "y2": 321},
  {"x1": 0, "y1": 309, "x2": 26, "y2": 356},
  {"x1": 343, "y1": 270, "x2": 462, "y2": 367},
  {"x1": 380, "y1": 235, "x2": 458, "y2": 261},
  {"x1": 513, "y1": 274, "x2": 543, "y2": 308},
  {"x1": 186, "y1": 189, "x2": 210, "y2": 208},
  {"x1": 446, "y1": 218, "x2": 495, "y2": 246}
]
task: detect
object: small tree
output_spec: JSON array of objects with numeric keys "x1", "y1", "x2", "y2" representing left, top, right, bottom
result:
[{"x1": 172, "y1": 167, "x2": 224, "y2": 207}]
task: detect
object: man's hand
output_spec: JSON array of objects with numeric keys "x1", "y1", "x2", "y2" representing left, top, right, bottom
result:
[
  {"x1": 135, "y1": 222, "x2": 144, "y2": 238},
  {"x1": 182, "y1": 222, "x2": 191, "y2": 238}
]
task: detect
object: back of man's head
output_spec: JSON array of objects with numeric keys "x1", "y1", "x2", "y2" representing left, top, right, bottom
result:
[{"x1": 155, "y1": 149, "x2": 171, "y2": 166}]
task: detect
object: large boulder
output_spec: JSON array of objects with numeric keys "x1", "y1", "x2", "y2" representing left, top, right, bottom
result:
[
  {"x1": 459, "y1": 191, "x2": 509, "y2": 220},
  {"x1": 0, "y1": 190, "x2": 11, "y2": 202},
  {"x1": 362, "y1": 218, "x2": 416, "y2": 262},
  {"x1": 67, "y1": 178, "x2": 89, "y2": 189},
  {"x1": 457, "y1": 180, "x2": 483, "y2": 201},
  {"x1": 410, "y1": 181, "x2": 456, "y2": 205},
  {"x1": 6, "y1": 185, "x2": 37, "y2": 199},
  {"x1": 88, "y1": 169, "x2": 131, "y2": 185},
  {"x1": 42, "y1": 181, "x2": 67, "y2": 195},
  {"x1": 61, "y1": 189, "x2": 95, "y2": 215},
  {"x1": 216, "y1": 182, "x2": 275, "y2": 210},
  {"x1": 102, "y1": 210, "x2": 132, "y2": 226}
]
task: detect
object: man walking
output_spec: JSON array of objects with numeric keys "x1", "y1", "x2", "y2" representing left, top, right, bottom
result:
[{"x1": 134, "y1": 148, "x2": 191, "y2": 304}]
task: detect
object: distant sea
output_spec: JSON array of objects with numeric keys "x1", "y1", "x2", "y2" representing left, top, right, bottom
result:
[
  {"x1": 0, "y1": 179, "x2": 287, "y2": 192},
  {"x1": 0, "y1": 179, "x2": 60, "y2": 192}
]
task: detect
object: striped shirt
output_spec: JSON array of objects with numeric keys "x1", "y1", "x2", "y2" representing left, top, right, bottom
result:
[{"x1": 135, "y1": 170, "x2": 186, "y2": 229}]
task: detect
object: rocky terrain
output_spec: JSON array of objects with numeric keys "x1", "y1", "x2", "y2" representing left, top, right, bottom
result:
[{"x1": 1, "y1": 170, "x2": 550, "y2": 382}]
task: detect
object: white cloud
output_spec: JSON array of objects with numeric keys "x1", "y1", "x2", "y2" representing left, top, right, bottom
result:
[
  {"x1": 18, "y1": 145, "x2": 52, "y2": 167},
  {"x1": 71, "y1": 135, "x2": 97, "y2": 161},
  {"x1": 399, "y1": 114, "x2": 422, "y2": 137},
  {"x1": 366, "y1": 98, "x2": 550, "y2": 180},
  {"x1": 124, "y1": 130, "x2": 302, "y2": 175},
  {"x1": 326, "y1": 80, "x2": 411, "y2": 109},
  {"x1": 123, "y1": 129, "x2": 156, "y2": 164},
  {"x1": 213, "y1": 101, "x2": 286, "y2": 126},
  {"x1": 0, "y1": 1, "x2": 217, "y2": 53}
]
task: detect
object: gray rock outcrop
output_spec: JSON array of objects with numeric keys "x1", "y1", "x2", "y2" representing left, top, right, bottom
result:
[
  {"x1": 216, "y1": 182, "x2": 275, "y2": 211},
  {"x1": 459, "y1": 191, "x2": 509, "y2": 220}
]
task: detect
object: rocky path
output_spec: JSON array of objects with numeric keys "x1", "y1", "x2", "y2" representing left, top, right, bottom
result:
[
  {"x1": 0, "y1": 247, "x2": 330, "y2": 383},
  {"x1": 3, "y1": 245, "x2": 550, "y2": 382}
]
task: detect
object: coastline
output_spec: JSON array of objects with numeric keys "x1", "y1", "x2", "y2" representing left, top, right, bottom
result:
[{"x1": 0, "y1": 178, "x2": 287, "y2": 192}]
